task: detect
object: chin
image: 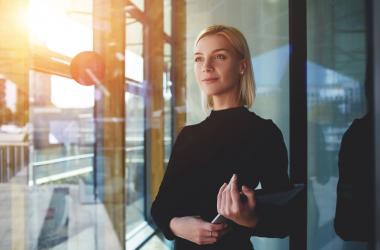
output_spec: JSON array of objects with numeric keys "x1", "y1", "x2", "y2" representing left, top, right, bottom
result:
[
  {"x1": 200, "y1": 85, "x2": 221, "y2": 94},
  {"x1": 202, "y1": 89, "x2": 224, "y2": 96},
  {"x1": 202, "y1": 86, "x2": 234, "y2": 97}
]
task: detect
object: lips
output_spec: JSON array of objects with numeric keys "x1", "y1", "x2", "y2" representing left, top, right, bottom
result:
[{"x1": 202, "y1": 77, "x2": 219, "y2": 83}]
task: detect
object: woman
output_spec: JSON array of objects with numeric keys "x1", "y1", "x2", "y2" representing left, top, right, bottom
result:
[{"x1": 151, "y1": 25, "x2": 291, "y2": 250}]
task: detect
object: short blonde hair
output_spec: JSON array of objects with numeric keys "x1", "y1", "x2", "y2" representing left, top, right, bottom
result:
[{"x1": 194, "y1": 25, "x2": 256, "y2": 110}]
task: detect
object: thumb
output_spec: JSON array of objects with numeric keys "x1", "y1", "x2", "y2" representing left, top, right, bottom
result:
[{"x1": 242, "y1": 185, "x2": 256, "y2": 207}]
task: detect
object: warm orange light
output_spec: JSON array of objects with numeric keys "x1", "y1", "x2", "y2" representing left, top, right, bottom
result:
[
  {"x1": 27, "y1": 0, "x2": 95, "y2": 109},
  {"x1": 28, "y1": 0, "x2": 61, "y2": 44},
  {"x1": 27, "y1": 0, "x2": 92, "y2": 57}
]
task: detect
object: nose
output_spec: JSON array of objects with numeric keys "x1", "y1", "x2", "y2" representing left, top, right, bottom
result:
[{"x1": 202, "y1": 57, "x2": 214, "y2": 72}]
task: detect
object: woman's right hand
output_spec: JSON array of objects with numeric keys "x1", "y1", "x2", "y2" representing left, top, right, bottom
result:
[{"x1": 169, "y1": 216, "x2": 229, "y2": 245}]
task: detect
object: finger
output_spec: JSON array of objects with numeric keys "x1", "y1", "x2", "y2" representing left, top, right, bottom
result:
[
  {"x1": 200, "y1": 228, "x2": 218, "y2": 240},
  {"x1": 220, "y1": 183, "x2": 228, "y2": 215},
  {"x1": 224, "y1": 184, "x2": 233, "y2": 216},
  {"x1": 228, "y1": 173, "x2": 235, "y2": 185},
  {"x1": 208, "y1": 222, "x2": 228, "y2": 232},
  {"x1": 197, "y1": 231, "x2": 217, "y2": 245},
  {"x1": 226, "y1": 191, "x2": 233, "y2": 214},
  {"x1": 242, "y1": 185, "x2": 256, "y2": 207},
  {"x1": 209, "y1": 229, "x2": 226, "y2": 240},
  {"x1": 217, "y1": 183, "x2": 227, "y2": 213},
  {"x1": 222, "y1": 182, "x2": 230, "y2": 214},
  {"x1": 230, "y1": 175, "x2": 240, "y2": 206},
  {"x1": 200, "y1": 237, "x2": 217, "y2": 245}
]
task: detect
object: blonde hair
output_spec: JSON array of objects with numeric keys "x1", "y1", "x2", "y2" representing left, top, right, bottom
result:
[{"x1": 194, "y1": 25, "x2": 256, "y2": 111}]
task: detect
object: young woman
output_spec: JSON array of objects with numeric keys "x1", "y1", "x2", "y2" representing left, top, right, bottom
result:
[{"x1": 151, "y1": 25, "x2": 291, "y2": 250}]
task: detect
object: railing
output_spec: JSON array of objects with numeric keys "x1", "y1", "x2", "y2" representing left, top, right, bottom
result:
[
  {"x1": 0, "y1": 142, "x2": 29, "y2": 183},
  {"x1": 32, "y1": 153, "x2": 94, "y2": 185},
  {"x1": 0, "y1": 140, "x2": 164, "y2": 185}
]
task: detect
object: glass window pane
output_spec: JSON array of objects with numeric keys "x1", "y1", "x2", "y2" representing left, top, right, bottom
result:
[
  {"x1": 125, "y1": 92, "x2": 145, "y2": 233},
  {"x1": 125, "y1": 11, "x2": 148, "y2": 243},
  {"x1": 126, "y1": 21, "x2": 143, "y2": 82},
  {"x1": 164, "y1": 42, "x2": 173, "y2": 165},
  {"x1": 164, "y1": 0, "x2": 171, "y2": 36},
  {"x1": 307, "y1": 0, "x2": 370, "y2": 249},
  {"x1": 1, "y1": 0, "x2": 127, "y2": 249},
  {"x1": 29, "y1": 0, "x2": 93, "y2": 57},
  {"x1": 129, "y1": 0, "x2": 144, "y2": 12},
  {"x1": 28, "y1": 69, "x2": 97, "y2": 249}
]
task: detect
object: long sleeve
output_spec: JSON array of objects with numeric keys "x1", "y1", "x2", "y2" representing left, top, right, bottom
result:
[
  {"x1": 252, "y1": 120, "x2": 292, "y2": 238},
  {"x1": 150, "y1": 127, "x2": 188, "y2": 240},
  {"x1": 150, "y1": 107, "x2": 296, "y2": 249}
]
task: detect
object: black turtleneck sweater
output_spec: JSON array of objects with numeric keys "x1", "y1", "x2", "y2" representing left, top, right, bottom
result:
[{"x1": 151, "y1": 106, "x2": 291, "y2": 250}]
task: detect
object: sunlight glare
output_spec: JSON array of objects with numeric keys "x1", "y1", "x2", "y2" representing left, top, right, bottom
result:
[{"x1": 28, "y1": 0, "x2": 92, "y2": 57}]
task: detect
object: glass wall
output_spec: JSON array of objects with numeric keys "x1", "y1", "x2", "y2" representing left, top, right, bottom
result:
[
  {"x1": 164, "y1": 0, "x2": 173, "y2": 163},
  {"x1": 307, "y1": 0, "x2": 370, "y2": 249},
  {"x1": 1, "y1": 0, "x2": 172, "y2": 249},
  {"x1": 124, "y1": 0, "x2": 173, "y2": 245},
  {"x1": 186, "y1": 1, "x2": 289, "y2": 249},
  {"x1": 125, "y1": 14, "x2": 145, "y2": 237}
]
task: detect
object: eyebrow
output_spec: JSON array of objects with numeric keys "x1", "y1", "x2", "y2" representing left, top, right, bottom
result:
[{"x1": 194, "y1": 48, "x2": 230, "y2": 55}]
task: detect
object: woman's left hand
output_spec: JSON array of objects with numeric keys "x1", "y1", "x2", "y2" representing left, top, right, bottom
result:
[{"x1": 217, "y1": 174, "x2": 259, "y2": 228}]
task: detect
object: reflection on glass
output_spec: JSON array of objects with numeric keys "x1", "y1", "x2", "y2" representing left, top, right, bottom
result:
[
  {"x1": 125, "y1": 12, "x2": 147, "y2": 239},
  {"x1": 125, "y1": 92, "x2": 145, "y2": 233},
  {"x1": 2, "y1": 0, "x2": 176, "y2": 248},
  {"x1": 335, "y1": 111, "x2": 373, "y2": 242},
  {"x1": 29, "y1": 70, "x2": 96, "y2": 250},
  {"x1": 164, "y1": 42, "x2": 173, "y2": 165},
  {"x1": 126, "y1": 21, "x2": 143, "y2": 82},
  {"x1": 0, "y1": 0, "x2": 110, "y2": 248},
  {"x1": 307, "y1": 0, "x2": 369, "y2": 249},
  {"x1": 30, "y1": 70, "x2": 94, "y2": 184},
  {"x1": 0, "y1": 79, "x2": 15, "y2": 125},
  {"x1": 164, "y1": 0, "x2": 172, "y2": 36}
]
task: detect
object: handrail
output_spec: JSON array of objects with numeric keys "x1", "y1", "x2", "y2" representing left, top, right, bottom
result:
[
  {"x1": 32, "y1": 153, "x2": 93, "y2": 167},
  {"x1": 32, "y1": 146, "x2": 145, "y2": 167}
]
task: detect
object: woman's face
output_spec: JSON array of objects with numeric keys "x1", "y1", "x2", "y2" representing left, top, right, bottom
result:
[{"x1": 194, "y1": 34, "x2": 246, "y2": 99}]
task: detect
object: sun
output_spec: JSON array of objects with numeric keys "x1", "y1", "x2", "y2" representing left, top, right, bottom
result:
[
  {"x1": 27, "y1": 0, "x2": 96, "y2": 109},
  {"x1": 27, "y1": 0, "x2": 92, "y2": 57}
]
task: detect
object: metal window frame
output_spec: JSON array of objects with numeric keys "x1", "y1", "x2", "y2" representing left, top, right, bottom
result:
[
  {"x1": 372, "y1": 0, "x2": 380, "y2": 248},
  {"x1": 289, "y1": 0, "x2": 307, "y2": 250},
  {"x1": 289, "y1": 0, "x2": 380, "y2": 249}
]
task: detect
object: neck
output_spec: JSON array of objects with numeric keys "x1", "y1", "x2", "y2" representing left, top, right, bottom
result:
[
  {"x1": 211, "y1": 91, "x2": 241, "y2": 111},
  {"x1": 212, "y1": 102, "x2": 242, "y2": 111}
]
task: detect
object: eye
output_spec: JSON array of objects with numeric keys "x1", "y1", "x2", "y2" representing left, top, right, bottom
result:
[
  {"x1": 215, "y1": 54, "x2": 226, "y2": 60},
  {"x1": 194, "y1": 57, "x2": 203, "y2": 62}
]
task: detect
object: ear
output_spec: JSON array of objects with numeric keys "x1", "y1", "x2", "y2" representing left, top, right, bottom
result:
[{"x1": 239, "y1": 58, "x2": 248, "y2": 75}]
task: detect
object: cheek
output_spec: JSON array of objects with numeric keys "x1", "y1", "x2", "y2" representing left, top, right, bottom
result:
[
  {"x1": 194, "y1": 65, "x2": 202, "y2": 82},
  {"x1": 219, "y1": 65, "x2": 240, "y2": 81}
]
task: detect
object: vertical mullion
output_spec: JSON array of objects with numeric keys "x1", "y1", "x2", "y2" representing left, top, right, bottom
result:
[
  {"x1": 289, "y1": 0, "x2": 307, "y2": 250},
  {"x1": 93, "y1": 0, "x2": 126, "y2": 248},
  {"x1": 373, "y1": 0, "x2": 380, "y2": 248},
  {"x1": 144, "y1": 0, "x2": 164, "y2": 213},
  {"x1": 171, "y1": 0, "x2": 187, "y2": 140},
  {"x1": 366, "y1": 0, "x2": 375, "y2": 247}
]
